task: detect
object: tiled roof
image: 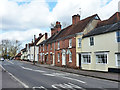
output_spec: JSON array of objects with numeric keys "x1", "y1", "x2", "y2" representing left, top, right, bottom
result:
[
  {"x1": 53, "y1": 14, "x2": 99, "y2": 41},
  {"x1": 21, "y1": 48, "x2": 26, "y2": 52},
  {"x1": 30, "y1": 34, "x2": 44, "y2": 46},
  {"x1": 43, "y1": 14, "x2": 99, "y2": 44},
  {"x1": 83, "y1": 12, "x2": 120, "y2": 38},
  {"x1": 15, "y1": 52, "x2": 22, "y2": 57},
  {"x1": 83, "y1": 21, "x2": 120, "y2": 38},
  {"x1": 97, "y1": 12, "x2": 120, "y2": 27}
]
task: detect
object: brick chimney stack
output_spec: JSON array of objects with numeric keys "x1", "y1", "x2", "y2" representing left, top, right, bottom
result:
[
  {"x1": 32, "y1": 39, "x2": 33, "y2": 43},
  {"x1": 51, "y1": 21, "x2": 61, "y2": 36},
  {"x1": 45, "y1": 33, "x2": 48, "y2": 40},
  {"x1": 25, "y1": 44, "x2": 27, "y2": 48},
  {"x1": 72, "y1": 14, "x2": 80, "y2": 25}
]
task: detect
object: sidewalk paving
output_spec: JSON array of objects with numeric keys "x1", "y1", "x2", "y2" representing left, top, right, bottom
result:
[
  {"x1": 0, "y1": 68, "x2": 24, "y2": 89},
  {"x1": 34, "y1": 63, "x2": 120, "y2": 82}
]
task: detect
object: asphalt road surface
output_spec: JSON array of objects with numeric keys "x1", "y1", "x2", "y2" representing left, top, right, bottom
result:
[{"x1": 0, "y1": 60, "x2": 119, "y2": 90}]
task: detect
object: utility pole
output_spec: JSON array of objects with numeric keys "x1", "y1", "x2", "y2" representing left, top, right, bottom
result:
[{"x1": 33, "y1": 35, "x2": 36, "y2": 65}]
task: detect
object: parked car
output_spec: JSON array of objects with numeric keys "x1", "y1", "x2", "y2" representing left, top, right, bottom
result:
[{"x1": 0, "y1": 58, "x2": 4, "y2": 61}]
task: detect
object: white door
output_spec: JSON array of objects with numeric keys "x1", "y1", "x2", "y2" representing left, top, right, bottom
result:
[
  {"x1": 62, "y1": 54, "x2": 66, "y2": 65},
  {"x1": 53, "y1": 54, "x2": 55, "y2": 65}
]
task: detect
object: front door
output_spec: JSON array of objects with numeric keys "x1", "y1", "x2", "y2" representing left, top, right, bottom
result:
[
  {"x1": 79, "y1": 54, "x2": 81, "y2": 69},
  {"x1": 62, "y1": 53, "x2": 66, "y2": 65}
]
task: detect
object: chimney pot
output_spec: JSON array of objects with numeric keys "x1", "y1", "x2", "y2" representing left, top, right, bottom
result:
[
  {"x1": 72, "y1": 14, "x2": 80, "y2": 25},
  {"x1": 39, "y1": 33, "x2": 42, "y2": 37}
]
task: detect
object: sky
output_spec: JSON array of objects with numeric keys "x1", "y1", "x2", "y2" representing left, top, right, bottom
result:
[{"x1": 0, "y1": 0, "x2": 120, "y2": 48}]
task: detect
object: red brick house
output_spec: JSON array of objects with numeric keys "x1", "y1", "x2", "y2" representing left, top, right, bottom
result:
[
  {"x1": 15, "y1": 52, "x2": 22, "y2": 60},
  {"x1": 38, "y1": 14, "x2": 100, "y2": 68}
]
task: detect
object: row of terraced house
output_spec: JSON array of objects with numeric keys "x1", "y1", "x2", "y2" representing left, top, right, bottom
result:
[{"x1": 16, "y1": 12, "x2": 120, "y2": 72}]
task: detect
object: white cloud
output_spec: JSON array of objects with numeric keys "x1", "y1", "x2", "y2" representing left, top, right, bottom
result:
[
  {"x1": 0, "y1": 28, "x2": 48, "y2": 44},
  {"x1": 0, "y1": 0, "x2": 119, "y2": 47}
]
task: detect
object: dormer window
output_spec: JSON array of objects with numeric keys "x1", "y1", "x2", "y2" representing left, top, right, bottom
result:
[{"x1": 94, "y1": 16, "x2": 99, "y2": 20}]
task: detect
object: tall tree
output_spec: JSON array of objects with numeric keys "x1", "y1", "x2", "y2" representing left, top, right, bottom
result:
[{"x1": 1, "y1": 39, "x2": 22, "y2": 59}]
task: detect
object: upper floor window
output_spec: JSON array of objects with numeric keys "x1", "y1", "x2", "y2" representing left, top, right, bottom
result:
[
  {"x1": 81, "y1": 53, "x2": 91, "y2": 64},
  {"x1": 78, "y1": 38, "x2": 81, "y2": 48},
  {"x1": 116, "y1": 54, "x2": 120, "y2": 66},
  {"x1": 96, "y1": 53, "x2": 107, "y2": 64},
  {"x1": 50, "y1": 43, "x2": 52, "y2": 50},
  {"x1": 90, "y1": 37, "x2": 94, "y2": 46},
  {"x1": 58, "y1": 42, "x2": 60, "y2": 49},
  {"x1": 116, "y1": 31, "x2": 120, "y2": 42},
  {"x1": 69, "y1": 39, "x2": 72, "y2": 48}
]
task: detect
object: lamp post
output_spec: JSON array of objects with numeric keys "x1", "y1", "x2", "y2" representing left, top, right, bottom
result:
[{"x1": 33, "y1": 35, "x2": 36, "y2": 65}]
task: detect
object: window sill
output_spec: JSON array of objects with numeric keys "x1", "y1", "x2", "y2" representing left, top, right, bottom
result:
[
  {"x1": 82, "y1": 63, "x2": 91, "y2": 64},
  {"x1": 57, "y1": 48, "x2": 60, "y2": 50},
  {"x1": 68, "y1": 46, "x2": 72, "y2": 49},
  {"x1": 96, "y1": 63, "x2": 107, "y2": 64}
]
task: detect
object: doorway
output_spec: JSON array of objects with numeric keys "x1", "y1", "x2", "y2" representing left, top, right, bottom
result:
[{"x1": 79, "y1": 54, "x2": 81, "y2": 69}]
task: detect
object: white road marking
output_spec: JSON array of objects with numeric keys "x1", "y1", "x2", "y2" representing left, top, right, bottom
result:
[
  {"x1": 61, "y1": 76, "x2": 86, "y2": 84},
  {"x1": 21, "y1": 66, "x2": 46, "y2": 72},
  {"x1": 52, "y1": 83, "x2": 84, "y2": 90},
  {"x1": 6, "y1": 60, "x2": 14, "y2": 64},
  {"x1": 44, "y1": 74, "x2": 55, "y2": 76},
  {"x1": 0, "y1": 65, "x2": 29, "y2": 88},
  {"x1": 33, "y1": 86, "x2": 47, "y2": 90}
]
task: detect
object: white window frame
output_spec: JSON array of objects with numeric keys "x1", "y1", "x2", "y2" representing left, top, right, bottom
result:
[
  {"x1": 58, "y1": 53, "x2": 60, "y2": 62},
  {"x1": 58, "y1": 42, "x2": 60, "y2": 49},
  {"x1": 116, "y1": 31, "x2": 120, "y2": 43},
  {"x1": 90, "y1": 37, "x2": 94, "y2": 46},
  {"x1": 96, "y1": 53, "x2": 108, "y2": 64},
  {"x1": 69, "y1": 53, "x2": 72, "y2": 62},
  {"x1": 69, "y1": 39, "x2": 72, "y2": 48},
  {"x1": 78, "y1": 38, "x2": 81, "y2": 48},
  {"x1": 115, "y1": 54, "x2": 120, "y2": 66},
  {"x1": 81, "y1": 53, "x2": 91, "y2": 64}
]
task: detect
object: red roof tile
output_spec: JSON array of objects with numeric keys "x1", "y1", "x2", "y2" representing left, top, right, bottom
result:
[
  {"x1": 97, "y1": 12, "x2": 120, "y2": 27},
  {"x1": 54, "y1": 14, "x2": 99, "y2": 40}
]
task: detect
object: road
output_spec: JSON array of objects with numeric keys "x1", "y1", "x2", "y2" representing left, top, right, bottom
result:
[{"x1": 0, "y1": 60, "x2": 119, "y2": 90}]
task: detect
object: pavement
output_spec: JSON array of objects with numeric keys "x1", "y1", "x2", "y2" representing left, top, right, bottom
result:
[
  {"x1": 34, "y1": 63, "x2": 120, "y2": 82},
  {"x1": 0, "y1": 64, "x2": 24, "y2": 89}
]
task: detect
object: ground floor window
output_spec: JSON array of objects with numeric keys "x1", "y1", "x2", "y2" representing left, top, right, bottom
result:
[
  {"x1": 81, "y1": 53, "x2": 91, "y2": 64},
  {"x1": 116, "y1": 54, "x2": 120, "y2": 66},
  {"x1": 46, "y1": 55, "x2": 48, "y2": 61},
  {"x1": 96, "y1": 53, "x2": 107, "y2": 64},
  {"x1": 69, "y1": 53, "x2": 72, "y2": 62}
]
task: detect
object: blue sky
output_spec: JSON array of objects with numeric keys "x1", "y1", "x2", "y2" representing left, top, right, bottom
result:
[{"x1": 0, "y1": 0, "x2": 119, "y2": 48}]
